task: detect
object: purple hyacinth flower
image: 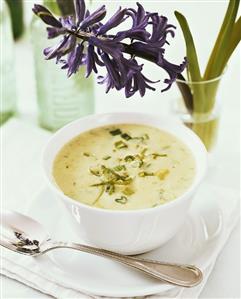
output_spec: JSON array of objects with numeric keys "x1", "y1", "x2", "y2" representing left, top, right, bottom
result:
[{"x1": 33, "y1": 0, "x2": 187, "y2": 97}]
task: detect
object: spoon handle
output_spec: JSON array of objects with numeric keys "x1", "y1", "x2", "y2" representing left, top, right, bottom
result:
[{"x1": 46, "y1": 242, "x2": 202, "y2": 287}]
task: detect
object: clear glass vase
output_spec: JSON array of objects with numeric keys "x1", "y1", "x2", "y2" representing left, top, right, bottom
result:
[
  {"x1": 31, "y1": 15, "x2": 94, "y2": 131},
  {"x1": 0, "y1": 1, "x2": 17, "y2": 125},
  {"x1": 174, "y1": 75, "x2": 223, "y2": 152}
]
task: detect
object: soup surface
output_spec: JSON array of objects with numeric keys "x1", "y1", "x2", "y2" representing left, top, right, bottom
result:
[{"x1": 53, "y1": 124, "x2": 195, "y2": 210}]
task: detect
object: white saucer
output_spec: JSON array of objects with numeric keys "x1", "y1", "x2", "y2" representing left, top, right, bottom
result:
[{"x1": 28, "y1": 186, "x2": 223, "y2": 297}]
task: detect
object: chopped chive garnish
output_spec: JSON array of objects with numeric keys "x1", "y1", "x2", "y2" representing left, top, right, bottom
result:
[
  {"x1": 91, "y1": 181, "x2": 113, "y2": 187},
  {"x1": 121, "y1": 133, "x2": 132, "y2": 141},
  {"x1": 105, "y1": 184, "x2": 115, "y2": 195},
  {"x1": 115, "y1": 196, "x2": 128, "y2": 204},
  {"x1": 140, "y1": 147, "x2": 148, "y2": 156},
  {"x1": 110, "y1": 128, "x2": 122, "y2": 136},
  {"x1": 138, "y1": 171, "x2": 154, "y2": 177},
  {"x1": 92, "y1": 185, "x2": 105, "y2": 205},
  {"x1": 113, "y1": 165, "x2": 126, "y2": 172},
  {"x1": 114, "y1": 140, "x2": 128, "y2": 149},
  {"x1": 152, "y1": 153, "x2": 167, "y2": 159},
  {"x1": 83, "y1": 152, "x2": 91, "y2": 157},
  {"x1": 124, "y1": 155, "x2": 135, "y2": 162},
  {"x1": 89, "y1": 167, "x2": 101, "y2": 176},
  {"x1": 102, "y1": 155, "x2": 111, "y2": 160}
]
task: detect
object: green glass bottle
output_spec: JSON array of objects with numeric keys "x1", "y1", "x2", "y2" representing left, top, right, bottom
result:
[
  {"x1": 0, "y1": 1, "x2": 17, "y2": 125},
  {"x1": 31, "y1": 1, "x2": 94, "y2": 131}
]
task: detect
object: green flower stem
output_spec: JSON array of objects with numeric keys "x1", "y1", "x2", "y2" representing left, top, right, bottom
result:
[
  {"x1": 202, "y1": 0, "x2": 240, "y2": 112},
  {"x1": 174, "y1": 11, "x2": 206, "y2": 114},
  {"x1": 174, "y1": 12, "x2": 202, "y2": 81},
  {"x1": 226, "y1": 16, "x2": 241, "y2": 63},
  {"x1": 204, "y1": 0, "x2": 239, "y2": 80}
]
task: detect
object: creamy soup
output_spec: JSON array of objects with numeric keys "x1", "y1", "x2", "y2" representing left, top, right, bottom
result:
[{"x1": 53, "y1": 124, "x2": 195, "y2": 210}]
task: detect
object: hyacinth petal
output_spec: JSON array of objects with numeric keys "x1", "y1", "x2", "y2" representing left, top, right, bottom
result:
[
  {"x1": 67, "y1": 43, "x2": 85, "y2": 76},
  {"x1": 32, "y1": 4, "x2": 62, "y2": 28},
  {"x1": 93, "y1": 52, "x2": 105, "y2": 66},
  {"x1": 74, "y1": 0, "x2": 86, "y2": 25},
  {"x1": 97, "y1": 7, "x2": 127, "y2": 35},
  {"x1": 46, "y1": 27, "x2": 67, "y2": 39},
  {"x1": 150, "y1": 14, "x2": 167, "y2": 42},
  {"x1": 136, "y1": 2, "x2": 145, "y2": 25},
  {"x1": 101, "y1": 53, "x2": 122, "y2": 90},
  {"x1": 159, "y1": 57, "x2": 187, "y2": 91},
  {"x1": 89, "y1": 36, "x2": 124, "y2": 59},
  {"x1": 166, "y1": 29, "x2": 175, "y2": 38},
  {"x1": 61, "y1": 35, "x2": 77, "y2": 57},
  {"x1": 80, "y1": 5, "x2": 106, "y2": 30},
  {"x1": 43, "y1": 35, "x2": 70, "y2": 60},
  {"x1": 142, "y1": 74, "x2": 160, "y2": 84},
  {"x1": 85, "y1": 9, "x2": 90, "y2": 18},
  {"x1": 43, "y1": 35, "x2": 76, "y2": 60},
  {"x1": 86, "y1": 44, "x2": 98, "y2": 77},
  {"x1": 116, "y1": 28, "x2": 150, "y2": 42}
]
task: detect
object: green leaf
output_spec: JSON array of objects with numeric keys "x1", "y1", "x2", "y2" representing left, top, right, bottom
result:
[
  {"x1": 225, "y1": 16, "x2": 241, "y2": 63},
  {"x1": 174, "y1": 11, "x2": 202, "y2": 82},
  {"x1": 204, "y1": 0, "x2": 240, "y2": 79},
  {"x1": 175, "y1": 11, "x2": 205, "y2": 112}
]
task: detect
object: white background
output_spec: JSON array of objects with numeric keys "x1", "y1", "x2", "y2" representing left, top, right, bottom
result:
[{"x1": 2, "y1": 0, "x2": 240, "y2": 298}]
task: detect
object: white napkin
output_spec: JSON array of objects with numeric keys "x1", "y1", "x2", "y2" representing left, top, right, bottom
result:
[{"x1": 1, "y1": 118, "x2": 240, "y2": 299}]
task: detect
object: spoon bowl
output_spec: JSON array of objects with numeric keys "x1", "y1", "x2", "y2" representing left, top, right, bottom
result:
[{"x1": 1, "y1": 210, "x2": 50, "y2": 255}]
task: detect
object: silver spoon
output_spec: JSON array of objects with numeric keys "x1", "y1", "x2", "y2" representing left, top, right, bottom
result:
[{"x1": 0, "y1": 210, "x2": 202, "y2": 287}]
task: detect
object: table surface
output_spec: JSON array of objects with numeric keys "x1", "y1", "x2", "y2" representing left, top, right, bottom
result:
[{"x1": 2, "y1": 1, "x2": 240, "y2": 298}]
